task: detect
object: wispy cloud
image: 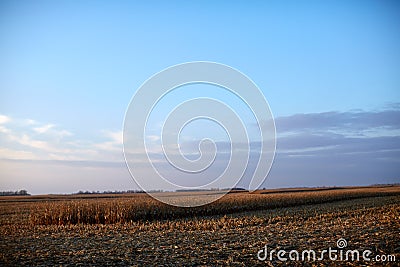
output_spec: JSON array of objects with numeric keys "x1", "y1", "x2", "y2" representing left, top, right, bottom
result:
[
  {"x1": 93, "y1": 130, "x2": 123, "y2": 153},
  {"x1": 0, "y1": 114, "x2": 123, "y2": 163},
  {"x1": 0, "y1": 148, "x2": 37, "y2": 160},
  {"x1": 275, "y1": 109, "x2": 400, "y2": 134},
  {"x1": 33, "y1": 124, "x2": 55, "y2": 134},
  {"x1": 0, "y1": 115, "x2": 11, "y2": 124},
  {"x1": 274, "y1": 107, "x2": 400, "y2": 156},
  {"x1": 104, "y1": 130, "x2": 123, "y2": 144},
  {"x1": 146, "y1": 135, "x2": 160, "y2": 142}
]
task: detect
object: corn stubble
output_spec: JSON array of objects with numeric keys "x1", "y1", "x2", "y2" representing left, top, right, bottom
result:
[
  {"x1": 1, "y1": 186, "x2": 399, "y2": 266},
  {"x1": 29, "y1": 186, "x2": 400, "y2": 225}
]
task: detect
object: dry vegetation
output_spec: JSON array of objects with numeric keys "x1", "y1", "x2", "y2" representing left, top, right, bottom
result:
[
  {"x1": 1, "y1": 185, "x2": 399, "y2": 266},
  {"x1": 26, "y1": 186, "x2": 400, "y2": 225}
]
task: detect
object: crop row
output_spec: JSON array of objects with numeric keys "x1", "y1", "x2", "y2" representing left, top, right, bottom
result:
[{"x1": 28, "y1": 186, "x2": 400, "y2": 225}]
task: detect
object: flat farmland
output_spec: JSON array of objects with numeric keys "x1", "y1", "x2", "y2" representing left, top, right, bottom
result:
[{"x1": 1, "y1": 186, "x2": 399, "y2": 266}]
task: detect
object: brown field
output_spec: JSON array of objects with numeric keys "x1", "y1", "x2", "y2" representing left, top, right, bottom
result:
[{"x1": 1, "y1": 185, "x2": 399, "y2": 266}]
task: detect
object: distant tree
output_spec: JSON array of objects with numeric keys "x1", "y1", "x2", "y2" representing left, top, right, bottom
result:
[
  {"x1": 0, "y1": 189, "x2": 30, "y2": 196},
  {"x1": 18, "y1": 189, "x2": 29, "y2": 195}
]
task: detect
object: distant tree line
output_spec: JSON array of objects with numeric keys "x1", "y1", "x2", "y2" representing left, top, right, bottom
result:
[
  {"x1": 0, "y1": 189, "x2": 30, "y2": 196},
  {"x1": 74, "y1": 189, "x2": 164, "y2": 195},
  {"x1": 75, "y1": 188, "x2": 248, "y2": 194},
  {"x1": 175, "y1": 187, "x2": 247, "y2": 192}
]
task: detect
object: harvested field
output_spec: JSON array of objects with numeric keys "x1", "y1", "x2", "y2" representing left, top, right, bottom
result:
[{"x1": 1, "y1": 186, "x2": 399, "y2": 266}]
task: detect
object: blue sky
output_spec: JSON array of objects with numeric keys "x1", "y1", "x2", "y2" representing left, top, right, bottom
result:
[{"x1": 0, "y1": 0, "x2": 399, "y2": 194}]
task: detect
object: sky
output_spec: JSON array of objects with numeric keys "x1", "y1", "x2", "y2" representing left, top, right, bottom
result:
[{"x1": 0, "y1": 0, "x2": 399, "y2": 194}]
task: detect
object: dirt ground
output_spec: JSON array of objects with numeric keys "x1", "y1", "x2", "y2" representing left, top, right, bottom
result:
[{"x1": 1, "y1": 194, "x2": 399, "y2": 266}]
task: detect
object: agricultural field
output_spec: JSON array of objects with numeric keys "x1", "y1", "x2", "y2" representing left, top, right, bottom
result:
[{"x1": 1, "y1": 185, "x2": 399, "y2": 266}]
